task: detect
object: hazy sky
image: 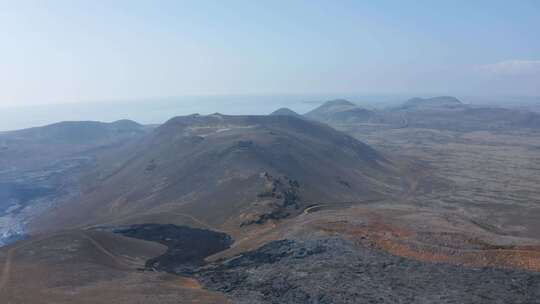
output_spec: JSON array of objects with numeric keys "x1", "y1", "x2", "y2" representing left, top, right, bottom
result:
[{"x1": 1, "y1": 0, "x2": 539, "y2": 107}]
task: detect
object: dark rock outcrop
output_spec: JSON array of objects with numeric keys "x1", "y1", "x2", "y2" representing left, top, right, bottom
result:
[
  {"x1": 197, "y1": 237, "x2": 540, "y2": 304},
  {"x1": 114, "y1": 224, "x2": 233, "y2": 274}
]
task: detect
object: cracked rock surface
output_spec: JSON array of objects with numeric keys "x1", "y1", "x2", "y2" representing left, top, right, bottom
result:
[{"x1": 197, "y1": 237, "x2": 540, "y2": 304}]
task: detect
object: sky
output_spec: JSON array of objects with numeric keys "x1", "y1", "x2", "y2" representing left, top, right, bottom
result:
[{"x1": 0, "y1": 0, "x2": 539, "y2": 108}]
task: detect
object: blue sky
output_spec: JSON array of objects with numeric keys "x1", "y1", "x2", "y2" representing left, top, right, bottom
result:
[{"x1": 1, "y1": 0, "x2": 539, "y2": 107}]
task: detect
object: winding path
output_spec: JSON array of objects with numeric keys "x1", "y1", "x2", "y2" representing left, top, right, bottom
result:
[
  {"x1": 79, "y1": 233, "x2": 142, "y2": 268},
  {"x1": 0, "y1": 235, "x2": 52, "y2": 294},
  {"x1": 84, "y1": 211, "x2": 215, "y2": 232},
  {"x1": 302, "y1": 199, "x2": 383, "y2": 215}
]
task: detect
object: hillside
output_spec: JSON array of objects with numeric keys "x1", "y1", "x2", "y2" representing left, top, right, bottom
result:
[
  {"x1": 303, "y1": 97, "x2": 540, "y2": 132},
  {"x1": 385, "y1": 97, "x2": 540, "y2": 131},
  {"x1": 32, "y1": 114, "x2": 405, "y2": 233},
  {"x1": 0, "y1": 119, "x2": 146, "y2": 171},
  {"x1": 0, "y1": 120, "x2": 148, "y2": 246},
  {"x1": 5, "y1": 119, "x2": 144, "y2": 144},
  {"x1": 304, "y1": 99, "x2": 375, "y2": 124}
]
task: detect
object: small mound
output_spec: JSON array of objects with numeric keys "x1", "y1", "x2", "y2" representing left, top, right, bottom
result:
[
  {"x1": 401, "y1": 96, "x2": 464, "y2": 109},
  {"x1": 270, "y1": 108, "x2": 302, "y2": 117},
  {"x1": 320, "y1": 99, "x2": 356, "y2": 107},
  {"x1": 305, "y1": 99, "x2": 374, "y2": 123}
]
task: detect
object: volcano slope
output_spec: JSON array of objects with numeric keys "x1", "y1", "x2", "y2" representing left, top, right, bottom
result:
[{"x1": 32, "y1": 114, "x2": 406, "y2": 234}]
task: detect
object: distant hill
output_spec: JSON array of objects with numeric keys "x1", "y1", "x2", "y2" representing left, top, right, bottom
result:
[
  {"x1": 270, "y1": 108, "x2": 302, "y2": 118},
  {"x1": 0, "y1": 119, "x2": 149, "y2": 246},
  {"x1": 33, "y1": 114, "x2": 405, "y2": 233},
  {"x1": 305, "y1": 99, "x2": 375, "y2": 124},
  {"x1": 6, "y1": 119, "x2": 145, "y2": 144},
  {"x1": 384, "y1": 96, "x2": 540, "y2": 131},
  {"x1": 0, "y1": 119, "x2": 148, "y2": 171},
  {"x1": 398, "y1": 96, "x2": 465, "y2": 110},
  {"x1": 302, "y1": 96, "x2": 540, "y2": 132}
]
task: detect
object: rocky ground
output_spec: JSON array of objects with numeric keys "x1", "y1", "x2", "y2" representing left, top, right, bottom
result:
[
  {"x1": 107, "y1": 223, "x2": 540, "y2": 304},
  {"x1": 0, "y1": 157, "x2": 93, "y2": 246},
  {"x1": 113, "y1": 224, "x2": 233, "y2": 274},
  {"x1": 197, "y1": 237, "x2": 540, "y2": 304},
  {"x1": 340, "y1": 124, "x2": 540, "y2": 239}
]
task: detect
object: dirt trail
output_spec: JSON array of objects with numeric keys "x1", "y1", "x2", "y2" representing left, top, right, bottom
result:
[
  {"x1": 302, "y1": 199, "x2": 382, "y2": 215},
  {"x1": 79, "y1": 232, "x2": 142, "y2": 268},
  {"x1": 0, "y1": 236, "x2": 52, "y2": 294},
  {"x1": 0, "y1": 247, "x2": 15, "y2": 292},
  {"x1": 85, "y1": 211, "x2": 215, "y2": 232},
  {"x1": 0, "y1": 235, "x2": 54, "y2": 293},
  {"x1": 169, "y1": 213, "x2": 214, "y2": 230},
  {"x1": 402, "y1": 166, "x2": 430, "y2": 201}
]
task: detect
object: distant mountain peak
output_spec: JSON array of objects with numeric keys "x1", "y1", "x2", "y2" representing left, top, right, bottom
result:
[
  {"x1": 270, "y1": 108, "x2": 302, "y2": 117},
  {"x1": 321, "y1": 99, "x2": 356, "y2": 107},
  {"x1": 304, "y1": 99, "x2": 374, "y2": 123},
  {"x1": 8, "y1": 119, "x2": 145, "y2": 144},
  {"x1": 411, "y1": 96, "x2": 461, "y2": 102},
  {"x1": 110, "y1": 119, "x2": 143, "y2": 128},
  {"x1": 403, "y1": 96, "x2": 463, "y2": 109}
]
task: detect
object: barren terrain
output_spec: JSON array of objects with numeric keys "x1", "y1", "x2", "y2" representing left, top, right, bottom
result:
[{"x1": 2, "y1": 100, "x2": 540, "y2": 303}]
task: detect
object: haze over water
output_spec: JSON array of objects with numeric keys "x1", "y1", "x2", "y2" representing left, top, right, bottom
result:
[
  {"x1": 0, "y1": 94, "x2": 406, "y2": 131},
  {"x1": 3, "y1": 94, "x2": 540, "y2": 132}
]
